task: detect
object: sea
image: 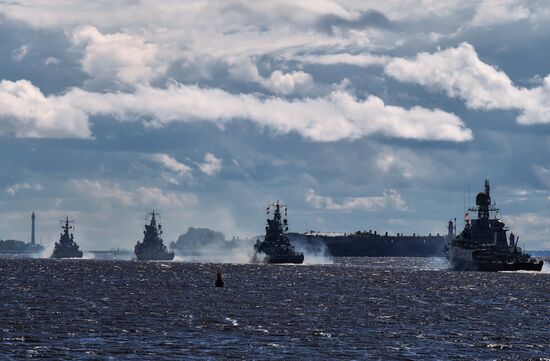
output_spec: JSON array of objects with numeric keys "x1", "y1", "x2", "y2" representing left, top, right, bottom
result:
[{"x1": 0, "y1": 257, "x2": 548, "y2": 360}]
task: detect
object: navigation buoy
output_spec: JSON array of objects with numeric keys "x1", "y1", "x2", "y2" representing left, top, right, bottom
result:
[{"x1": 215, "y1": 270, "x2": 224, "y2": 287}]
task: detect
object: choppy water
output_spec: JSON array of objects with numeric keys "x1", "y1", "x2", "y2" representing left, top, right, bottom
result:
[{"x1": 0, "y1": 257, "x2": 548, "y2": 360}]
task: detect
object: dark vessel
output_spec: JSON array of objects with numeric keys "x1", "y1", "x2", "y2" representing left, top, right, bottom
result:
[
  {"x1": 445, "y1": 180, "x2": 543, "y2": 271},
  {"x1": 134, "y1": 212, "x2": 174, "y2": 261},
  {"x1": 253, "y1": 201, "x2": 304, "y2": 264},
  {"x1": 289, "y1": 230, "x2": 448, "y2": 257},
  {"x1": 51, "y1": 217, "x2": 83, "y2": 259}
]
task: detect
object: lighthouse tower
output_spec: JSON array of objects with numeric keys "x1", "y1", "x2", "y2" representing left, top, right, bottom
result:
[{"x1": 31, "y1": 212, "x2": 36, "y2": 245}]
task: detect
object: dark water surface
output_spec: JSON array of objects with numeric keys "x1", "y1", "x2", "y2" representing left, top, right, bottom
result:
[{"x1": 0, "y1": 257, "x2": 548, "y2": 360}]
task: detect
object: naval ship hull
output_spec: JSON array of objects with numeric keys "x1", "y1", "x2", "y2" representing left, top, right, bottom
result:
[
  {"x1": 289, "y1": 233, "x2": 446, "y2": 257},
  {"x1": 264, "y1": 253, "x2": 304, "y2": 264},
  {"x1": 446, "y1": 246, "x2": 544, "y2": 272},
  {"x1": 51, "y1": 247, "x2": 83, "y2": 259},
  {"x1": 135, "y1": 250, "x2": 174, "y2": 261}
]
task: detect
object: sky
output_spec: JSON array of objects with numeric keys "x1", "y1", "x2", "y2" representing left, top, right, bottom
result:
[{"x1": 0, "y1": 0, "x2": 550, "y2": 250}]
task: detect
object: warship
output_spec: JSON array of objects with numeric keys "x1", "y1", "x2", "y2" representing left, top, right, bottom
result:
[
  {"x1": 134, "y1": 212, "x2": 174, "y2": 261},
  {"x1": 289, "y1": 230, "x2": 449, "y2": 257},
  {"x1": 51, "y1": 217, "x2": 83, "y2": 259},
  {"x1": 445, "y1": 180, "x2": 543, "y2": 271},
  {"x1": 253, "y1": 201, "x2": 304, "y2": 264}
]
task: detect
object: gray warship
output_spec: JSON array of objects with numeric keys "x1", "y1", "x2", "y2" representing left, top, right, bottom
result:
[
  {"x1": 51, "y1": 217, "x2": 83, "y2": 259},
  {"x1": 253, "y1": 201, "x2": 304, "y2": 264},
  {"x1": 134, "y1": 212, "x2": 174, "y2": 261},
  {"x1": 445, "y1": 180, "x2": 543, "y2": 271}
]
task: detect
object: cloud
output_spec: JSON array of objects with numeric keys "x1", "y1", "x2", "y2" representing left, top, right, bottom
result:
[
  {"x1": 532, "y1": 164, "x2": 550, "y2": 189},
  {"x1": 135, "y1": 186, "x2": 198, "y2": 208},
  {"x1": 71, "y1": 179, "x2": 197, "y2": 208},
  {"x1": 199, "y1": 153, "x2": 222, "y2": 176},
  {"x1": 502, "y1": 212, "x2": 550, "y2": 247},
  {"x1": 376, "y1": 149, "x2": 415, "y2": 178},
  {"x1": 298, "y1": 53, "x2": 389, "y2": 67},
  {"x1": 385, "y1": 42, "x2": 550, "y2": 125},
  {"x1": 0, "y1": 77, "x2": 472, "y2": 142},
  {"x1": 227, "y1": 57, "x2": 315, "y2": 95},
  {"x1": 0, "y1": 80, "x2": 92, "y2": 138},
  {"x1": 6, "y1": 182, "x2": 42, "y2": 196},
  {"x1": 43, "y1": 57, "x2": 60, "y2": 66},
  {"x1": 71, "y1": 179, "x2": 134, "y2": 205},
  {"x1": 306, "y1": 188, "x2": 407, "y2": 211},
  {"x1": 470, "y1": 0, "x2": 531, "y2": 27},
  {"x1": 11, "y1": 45, "x2": 29, "y2": 62},
  {"x1": 67, "y1": 82, "x2": 473, "y2": 142},
  {"x1": 149, "y1": 153, "x2": 192, "y2": 177},
  {"x1": 264, "y1": 70, "x2": 315, "y2": 96},
  {"x1": 71, "y1": 26, "x2": 167, "y2": 87},
  {"x1": 316, "y1": 10, "x2": 394, "y2": 34}
]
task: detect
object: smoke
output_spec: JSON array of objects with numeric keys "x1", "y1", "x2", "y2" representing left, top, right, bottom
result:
[
  {"x1": 539, "y1": 257, "x2": 550, "y2": 273},
  {"x1": 294, "y1": 239, "x2": 333, "y2": 265},
  {"x1": 81, "y1": 252, "x2": 94, "y2": 260},
  {"x1": 171, "y1": 227, "x2": 258, "y2": 263},
  {"x1": 170, "y1": 227, "x2": 333, "y2": 264},
  {"x1": 250, "y1": 249, "x2": 267, "y2": 264},
  {"x1": 172, "y1": 244, "x2": 256, "y2": 264},
  {"x1": 38, "y1": 242, "x2": 55, "y2": 259}
]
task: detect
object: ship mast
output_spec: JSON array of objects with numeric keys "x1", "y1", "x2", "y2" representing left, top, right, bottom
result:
[
  {"x1": 469, "y1": 179, "x2": 499, "y2": 223},
  {"x1": 267, "y1": 200, "x2": 288, "y2": 233},
  {"x1": 146, "y1": 211, "x2": 162, "y2": 234},
  {"x1": 61, "y1": 216, "x2": 74, "y2": 236}
]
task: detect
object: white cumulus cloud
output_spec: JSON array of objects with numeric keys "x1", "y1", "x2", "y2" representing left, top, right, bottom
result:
[
  {"x1": 67, "y1": 82, "x2": 473, "y2": 142},
  {"x1": 71, "y1": 179, "x2": 197, "y2": 208},
  {"x1": 385, "y1": 42, "x2": 550, "y2": 125},
  {"x1": 199, "y1": 153, "x2": 222, "y2": 176},
  {"x1": 227, "y1": 57, "x2": 315, "y2": 95},
  {"x1": 306, "y1": 188, "x2": 407, "y2": 211},
  {"x1": 71, "y1": 26, "x2": 167, "y2": 87},
  {"x1": 264, "y1": 70, "x2": 315, "y2": 95},
  {"x1": 149, "y1": 153, "x2": 192, "y2": 177},
  {"x1": 0, "y1": 79, "x2": 472, "y2": 142},
  {"x1": 0, "y1": 80, "x2": 92, "y2": 138}
]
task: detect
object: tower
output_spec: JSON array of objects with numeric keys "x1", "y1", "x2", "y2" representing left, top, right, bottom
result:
[
  {"x1": 31, "y1": 212, "x2": 35, "y2": 245},
  {"x1": 447, "y1": 219, "x2": 454, "y2": 237}
]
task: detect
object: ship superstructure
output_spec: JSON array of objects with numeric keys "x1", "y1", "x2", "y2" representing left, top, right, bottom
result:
[
  {"x1": 134, "y1": 212, "x2": 174, "y2": 261},
  {"x1": 253, "y1": 201, "x2": 304, "y2": 264},
  {"x1": 51, "y1": 216, "x2": 83, "y2": 259},
  {"x1": 445, "y1": 180, "x2": 543, "y2": 271}
]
